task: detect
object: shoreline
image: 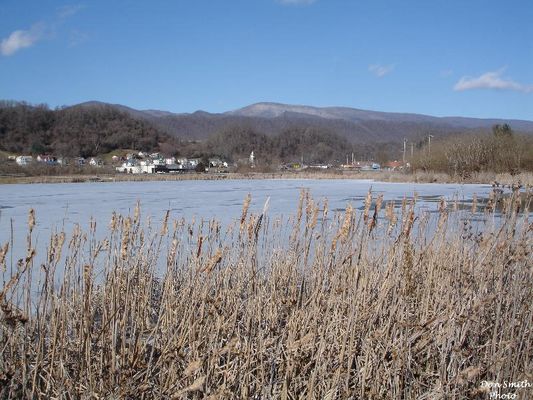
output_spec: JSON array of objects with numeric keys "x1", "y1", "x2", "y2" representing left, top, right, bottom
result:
[{"x1": 0, "y1": 170, "x2": 531, "y2": 186}]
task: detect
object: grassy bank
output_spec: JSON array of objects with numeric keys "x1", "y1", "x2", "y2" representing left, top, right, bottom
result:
[
  {"x1": 1, "y1": 191, "x2": 531, "y2": 398},
  {"x1": 1, "y1": 169, "x2": 533, "y2": 186}
]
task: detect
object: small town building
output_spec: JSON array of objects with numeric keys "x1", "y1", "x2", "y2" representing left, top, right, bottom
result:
[
  {"x1": 89, "y1": 157, "x2": 104, "y2": 167},
  {"x1": 15, "y1": 155, "x2": 33, "y2": 166},
  {"x1": 36, "y1": 155, "x2": 58, "y2": 164}
]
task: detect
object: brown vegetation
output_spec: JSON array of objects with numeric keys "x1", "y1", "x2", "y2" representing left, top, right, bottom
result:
[
  {"x1": 411, "y1": 124, "x2": 533, "y2": 178},
  {"x1": 0, "y1": 101, "x2": 178, "y2": 157},
  {"x1": 1, "y1": 190, "x2": 532, "y2": 398}
]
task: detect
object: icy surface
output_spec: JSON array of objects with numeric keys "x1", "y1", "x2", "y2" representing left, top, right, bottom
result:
[{"x1": 0, "y1": 179, "x2": 492, "y2": 263}]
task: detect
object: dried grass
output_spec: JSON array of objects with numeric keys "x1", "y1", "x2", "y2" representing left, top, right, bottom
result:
[{"x1": 0, "y1": 191, "x2": 532, "y2": 399}]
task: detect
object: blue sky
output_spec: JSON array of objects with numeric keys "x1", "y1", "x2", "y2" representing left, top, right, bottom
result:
[{"x1": 1, "y1": 0, "x2": 532, "y2": 120}]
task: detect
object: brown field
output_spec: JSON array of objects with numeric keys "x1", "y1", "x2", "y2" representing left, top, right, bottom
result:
[{"x1": 0, "y1": 191, "x2": 532, "y2": 399}]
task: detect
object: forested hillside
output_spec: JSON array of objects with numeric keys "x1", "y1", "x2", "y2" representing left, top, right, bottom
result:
[
  {"x1": 0, "y1": 101, "x2": 178, "y2": 157},
  {"x1": 0, "y1": 101, "x2": 380, "y2": 164},
  {"x1": 203, "y1": 126, "x2": 361, "y2": 165},
  {"x1": 3, "y1": 101, "x2": 533, "y2": 168}
]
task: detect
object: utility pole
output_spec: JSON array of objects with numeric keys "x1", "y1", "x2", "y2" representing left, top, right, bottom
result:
[
  {"x1": 402, "y1": 138, "x2": 407, "y2": 164},
  {"x1": 428, "y1": 134, "x2": 434, "y2": 156}
]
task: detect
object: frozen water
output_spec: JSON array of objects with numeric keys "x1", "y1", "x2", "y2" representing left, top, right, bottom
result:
[{"x1": 0, "y1": 179, "x2": 493, "y2": 265}]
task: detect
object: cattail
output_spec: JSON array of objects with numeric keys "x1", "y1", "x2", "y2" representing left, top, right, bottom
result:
[
  {"x1": 401, "y1": 196, "x2": 407, "y2": 215},
  {"x1": 309, "y1": 202, "x2": 319, "y2": 229},
  {"x1": 199, "y1": 248, "x2": 223, "y2": 274},
  {"x1": 247, "y1": 214, "x2": 256, "y2": 240},
  {"x1": 296, "y1": 189, "x2": 305, "y2": 224},
  {"x1": 437, "y1": 198, "x2": 448, "y2": 231},
  {"x1": 375, "y1": 194, "x2": 383, "y2": 211},
  {"x1": 240, "y1": 194, "x2": 251, "y2": 232},
  {"x1": 121, "y1": 217, "x2": 131, "y2": 260},
  {"x1": 322, "y1": 198, "x2": 329, "y2": 220},
  {"x1": 438, "y1": 197, "x2": 447, "y2": 214},
  {"x1": 485, "y1": 191, "x2": 495, "y2": 213},
  {"x1": 339, "y1": 204, "x2": 353, "y2": 242},
  {"x1": 196, "y1": 235, "x2": 204, "y2": 258},
  {"x1": 471, "y1": 193, "x2": 477, "y2": 213},
  {"x1": 387, "y1": 209, "x2": 398, "y2": 235},
  {"x1": 363, "y1": 189, "x2": 372, "y2": 223},
  {"x1": 109, "y1": 211, "x2": 117, "y2": 231},
  {"x1": 161, "y1": 210, "x2": 170, "y2": 236},
  {"x1": 403, "y1": 204, "x2": 415, "y2": 237},
  {"x1": 133, "y1": 201, "x2": 141, "y2": 225},
  {"x1": 0, "y1": 242, "x2": 8, "y2": 271},
  {"x1": 385, "y1": 202, "x2": 394, "y2": 221},
  {"x1": 168, "y1": 238, "x2": 179, "y2": 266},
  {"x1": 28, "y1": 208, "x2": 35, "y2": 232},
  {"x1": 305, "y1": 196, "x2": 314, "y2": 225}
]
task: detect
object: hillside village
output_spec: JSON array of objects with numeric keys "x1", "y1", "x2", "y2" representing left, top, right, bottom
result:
[{"x1": 7, "y1": 150, "x2": 403, "y2": 174}]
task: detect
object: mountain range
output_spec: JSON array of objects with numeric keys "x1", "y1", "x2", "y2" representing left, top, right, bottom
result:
[{"x1": 75, "y1": 101, "x2": 533, "y2": 143}]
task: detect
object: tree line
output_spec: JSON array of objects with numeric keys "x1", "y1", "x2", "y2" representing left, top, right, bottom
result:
[
  {"x1": 411, "y1": 124, "x2": 533, "y2": 177},
  {"x1": 198, "y1": 125, "x2": 375, "y2": 167}
]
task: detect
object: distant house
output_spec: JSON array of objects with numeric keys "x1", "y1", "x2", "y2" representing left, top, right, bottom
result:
[
  {"x1": 208, "y1": 158, "x2": 228, "y2": 168},
  {"x1": 140, "y1": 160, "x2": 156, "y2": 173},
  {"x1": 188, "y1": 158, "x2": 201, "y2": 167},
  {"x1": 116, "y1": 160, "x2": 142, "y2": 174},
  {"x1": 36, "y1": 155, "x2": 58, "y2": 165},
  {"x1": 384, "y1": 160, "x2": 403, "y2": 171},
  {"x1": 175, "y1": 157, "x2": 196, "y2": 171},
  {"x1": 152, "y1": 158, "x2": 165, "y2": 166},
  {"x1": 89, "y1": 157, "x2": 104, "y2": 167},
  {"x1": 15, "y1": 155, "x2": 33, "y2": 166}
]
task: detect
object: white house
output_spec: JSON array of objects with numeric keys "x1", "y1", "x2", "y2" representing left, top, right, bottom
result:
[
  {"x1": 89, "y1": 157, "x2": 104, "y2": 167},
  {"x1": 188, "y1": 158, "x2": 201, "y2": 168},
  {"x1": 36, "y1": 155, "x2": 57, "y2": 164},
  {"x1": 116, "y1": 160, "x2": 142, "y2": 174},
  {"x1": 209, "y1": 158, "x2": 229, "y2": 168},
  {"x1": 117, "y1": 159, "x2": 156, "y2": 174},
  {"x1": 15, "y1": 155, "x2": 33, "y2": 166}
]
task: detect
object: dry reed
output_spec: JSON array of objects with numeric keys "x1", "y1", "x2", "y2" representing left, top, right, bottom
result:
[{"x1": 0, "y1": 191, "x2": 532, "y2": 399}]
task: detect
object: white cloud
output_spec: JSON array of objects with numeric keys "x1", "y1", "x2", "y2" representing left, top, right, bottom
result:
[
  {"x1": 454, "y1": 69, "x2": 533, "y2": 93},
  {"x1": 368, "y1": 64, "x2": 395, "y2": 78},
  {"x1": 1, "y1": 5, "x2": 86, "y2": 56},
  {"x1": 0, "y1": 24, "x2": 44, "y2": 56},
  {"x1": 277, "y1": 0, "x2": 316, "y2": 5}
]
